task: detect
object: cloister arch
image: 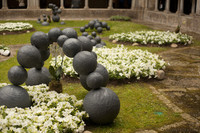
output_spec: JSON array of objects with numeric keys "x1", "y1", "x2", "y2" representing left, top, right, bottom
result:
[
  {"x1": 40, "y1": 0, "x2": 60, "y2": 9},
  {"x1": 7, "y1": 0, "x2": 27, "y2": 9},
  {"x1": 169, "y1": 0, "x2": 178, "y2": 13}
]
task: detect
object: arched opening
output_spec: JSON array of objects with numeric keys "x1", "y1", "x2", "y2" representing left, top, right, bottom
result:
[
  {"x1": 40, "y1": 0, "x2": 60, "y2": 9},
  {"x1": 183, "y1": 0, "x2": 192, "y2": 15},
  {"x1": 169, "y1": 0, "x2": 178, "y2": 13},
  {"x1": 158, "y1": 0, "x2": 165, "y2": 11},
  {"x1": 64, "y1": 0, "x2": 85, "y2": 8},
  {"x1": 8, "y1": 0, "x2": 27, "y2": 9},
  {"x1": 113, "y1": 0, "x2": 132, "y2": 9},
  {"x1": 0, "y1": 0, "x2": 2, "y2": 9},
  {"x1": 89, "y1": 0, "x2": 108, "y2": 8}
]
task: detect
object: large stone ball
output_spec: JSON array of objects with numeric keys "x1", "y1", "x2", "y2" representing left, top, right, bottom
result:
[
  {"x1": 57, "y1": 8, "x2": 62, "y2": 14},
  {"x1": 94, "y1": 63, "x2": 109, "y2": 86},
  {"x1": 42, "y1": 21, "x2": 49, "y2": 26},
  {"x1": 91, "y1": 31, "x2": 96, "y2": 37},
  {"x1": 89, "y1": 20, "x2": 95, "y2": 29},
  {"x1": 80, "y1": 75, "x2": 92, "y2": 91},
  {"x1": 48, "y1": 28, "x2": 62, "y2": 42},
  {"x1": 82, "y1": 32, "x2": 88, "y2": 37},
  {"x1": 97, "y1": 27, "x2": 103, "y2": 33},
  {"x1": 83, "y1": 87, "x2": 120, "y2": 124},
  {"x1": 0, "y1": 85, "x2": 31, "y2": 108},
  {"x1": 87, "y1": 35, "x2": 93, "y2": 40},
  {"x1": 91, "y1": 39, "x2": 97, "y2": 46},
  {"x1": 102, "y1": 22, "x2": 108, "y2": 28},
  {"x1": 52, "y1": 14, "x2": 60, "y2": 22},
  {"x1": 100, "y1": 41, "x2": 106, "y2": 46},
  {"x1": 62, "y1": 28, "x2": 78, "y2": 38},
  {"x1": 8, "y1": 66, "x2": 27, "y2": 85},
  {"x1": 86, "y1": 72, "x2": 104, "y2": 89},
  {"x1": 80, "y1": 27, "x2": 85, "y2": 32},
  {"x1": 78, "y1": 36, "x2": 93, "y2": 52},
  {"x1": 57, "y1": 35, "x2": 68, "y2": 47},
  {"x1": 94, "y1": 23, "x2": 101, "y2": 29},
  {"x1": 17, "y1": 45, "x2": 41, "y2": 68},
  {"x1": 73, "y1": 51, "x2": 97, "y2": 75},
  {"x1": 106, "y1": 26, "x2": 110, "y2": 31},
  {"x1": 85, "y1": 24, "x2": 89, "y2": 29},
  {"x1": 94, "y1": 36, "x2": 101, "y2": 43},
  {"x1": 95, "y1": 43, "x2": 104, "y2": 48},
  {"x1": 40, "y1": 49, "x2": 50, "y2": 61},
  {"x1": 31, "y1": 31, "x2": 49, "y2": 51},
  {"x1": 25, "y1": 67, "x2": 51, "y2": 86},
  {"x1": 62, "y1": 38, "x2": 82, "y2": 58}
]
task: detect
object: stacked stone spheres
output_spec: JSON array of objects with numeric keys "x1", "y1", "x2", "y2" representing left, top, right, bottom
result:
[
  {"x1": 80, "y1": 19, "x2": 110, "y2": 34},
  {"x1": 41, "y1": 14, "x2": 50, "y2": 26},
  {"x1": 48, "y1": 3, "x2": 62, "y2": 22}
]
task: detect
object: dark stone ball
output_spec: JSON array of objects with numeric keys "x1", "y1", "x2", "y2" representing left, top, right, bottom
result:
[
  {"x1": 57, "y1": 35, "x2": 68, "y2": 47},
  {"x1": 62, "y1": 28, "x2": 78, "y2": 38},
  {"x1": 89, "y1": 20, "x2": 95, "y2": 28},
  {"x1": 80, "y1": 75, "x2": 92, "y2": 91},
  {"x1": 8, "y1": 66, "x2": 27, "y2": 85},
  {"x1": 73, "y1": 51, "x2": 97, "y2": 75},
  {"x1": 91, "y1": 31, "x2": 96, "y2": 37},
  {"x1": 94, "y1": 36, "x2": 101, "y2": 43},
  {"x1": 78, "y1": 36, "x2": 93, "y2": 52},
  {"x1": 57, "y1": 8, "x2": 62, "y2": 14},
  {"x1": 17, "y1": 45, "x2": 41, "y2": 68},
  {"x1": 87, "y1": 35, "x2": 93, "y2": 40},
  {"x1": 83, "y1": 87, "x2": 120, "y2": 124},
  {"x1": 62, "y1": 38, "x2": 82, "y2": 57},
  {"x1": 82, "y1": 32, "x2": 88, "y2": 37},
  {"x1": 40, "y1": 49, "x2": 50, "y2": 61},
  {"x1": 42, "y1": 21, "x2": 49, "y2": 26},
  {"x1": 25, "y1": 67, "x2": 51, "y2": 86},
  {"x1": 85, "y1": 24, "x2": 89, "y2": 29},
  {"x1": 48, "y1": 28, "x2": 62, "y2": 42},
  {"x1": 94, "y1": 23, "x2": 101, "y2": 29},
  {"x1": 95, "y1": 43, "x2": 104, "y2": 48},
  {"x1": 91, "y1": 39, "x2": 97, "y2": 46},
  {"x1": 31, "y1": 31, "x2": 49, "y2": 51},
  {"x1": 106, "y1": 26, "x2": 110, "y2": 31},
  {"x1": 80, "y1": 27, "x2": 85, "y2": 32},
  {"x1": 86, "y1": 72, "x2": 104, "y2": 89},
  {"x1": 102, "y1": 22, "x2": 108, "y2": 28},
  {"x1": 100, "y1": 41, "x2": 106, "y2": 46},
  {"x1": 52, "y1": 14, "x2": 60, "y2": 22},
  {"x1": 35, "y1": 60, "x2": 44, "y2": 70},
  {"x1": 0, "y1": 85, "x2": 31, "y2": 108},
  {"x1": 37, "y1": 20, "x2": 41, "y2": 24},
  {"x1": 94, "y1": 63, "x2": 109, "y2": 86},
  {"x1": 97, "y1": 27, "x2": 103, "y2": 33},
  {"x1": 91, "y1": 51, "x2": 97, "y2": 59},
  {"x1": 60, "y1": 21, "x2": 65, "y2": 25}
]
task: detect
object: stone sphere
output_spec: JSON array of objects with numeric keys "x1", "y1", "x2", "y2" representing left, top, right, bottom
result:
[
  {"x1": 25, "y1": 67, "x2": 51, "y2": 86},
  {"x1": 52, "y1": 14, "x2": 60, "y2": 22},
  {"x1": 97, "y1": 27, "x2": 103, "y2": 33},
  {"x1": 80, "y1": 27, "x2": 85, "y2": 32},
  {"x1": 86, "y1": 72, "x2": 104, "y2": 89},
  {"x1": 62, "y1": 28, "x2": 78, "y2": 38},
  {"x1": 48, "y1": 3, "x2": 53, "y2": 8},
  {"x1": 31, "y1": 31, "x2": 49, "y2": 51},
  {"x1": 80, "y1": 75, "x2": 92, "y2": 91},
  {"x1": 82, "y1": 32, "x2": 88, "y2": 37},
  {"x1": 8, "y1": 66, "x2": 27, "y2": 85},
  {"x1": 91, "y1": 31, "x2": 96, "y2": 37},
  {"x1": 17, "y1": 45, "x2": 41, "y2": 68},
  {"x1": 87, "y1": 35, "x2": 93, "y2": 40},
  {"x1": 85, "y1": 24, "x2": 89, "y2": 29},
  {"x1": 89, "y1": 20, "x2": 95, "y2": 29},
  {"x1": 83, "y1": 87, "x2": 120, "y2": 124},
  {"x1": 91, "y1": 51, "x2": 97, "y2": 59},
  {"x1": 94, "y1": 23, "x2": 101, "y2": 29},
  {"x1": 91, "y1": 39, "x2": 97, "y2": 46},
  {"x1": 60, "y1": 21, "x2": 65, "y2": 25},
  {"x1": 43, "y1": 17, "x2": 47, "y2": 21},
  {"x1": 62, "y1": 38, "x2": 82, "y2": 57},
  {"x1": 102, "y1": 22, "x2": 108, "y2": 28},
  {"x1": 95, "y1": 43, "x2": 104, "y2": 48},
  {"x1": 101, "y1": 41, "x2": 106, "y2": 46},
  {"x1": 94, "y1": 63, "x2": 109, "y2": 86},
  {"x1": 94, "y1": 36, "x2": 101, "y2": 43},
  {"x1": 35, "y1": 60, "x2": 44, "y2": 70},
  {"x1": 106, "y1": 26, "x2": 110, "y2": 31},
  {"x1": 42, "y1": 21, "x2": 49, "y2": 26},
  {"x1": 78, "y1": 36, "x2": 93, "y2": 52},
  {"x1": 73, "y1": 51, "x2": 97, "y2": 75},
  {"x1": 57, "y1": 8, "x2": 62, "y2": 14},
  {"x1": 0, "y1": 85, "x2": 31, "y2": 108},
  {"x1": 48, "y1": 28, "x2": 62, "y2": 42},
  {"x1": 40, "y1": 49, "x2": 50, "y2": 61},
  {"x1": 57, "y1": 35, "x2": 68, "y2": 47}
]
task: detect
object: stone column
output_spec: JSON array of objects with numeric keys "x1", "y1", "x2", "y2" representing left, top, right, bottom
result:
[
  {"x1": 131, "y1": 0, "x2": 136, "y2": 9},
  {"x1": 155, "y1": 0, "x2": 158, "y2": 11},
  {"x1": 2, "y1": 0, "x2": 8, "y2": 9},
  {"x1": 60, "y1": 0, "x2": 64, "y2": 8},
  {"x1": 197, "y1": 0, "x2": 200, "y2": 14},
  {"x1": 190, "y1": 0, "x2": 195, "y2": 15},
  {"x1": 108, "y1": 0, "x2": 113, "y2": 9},
  {"x1": 180, "y1": 0, "x2": 184, "y2": 14},
  {"x1": 164, "y1": 0, "x2": 170, "y2": 13},
  {"x1": 84, "y1": 0, "x2": 89, "y2": 9},
  {"x1": 145, "y1": 0, "x2": 148, "y2": 10}
]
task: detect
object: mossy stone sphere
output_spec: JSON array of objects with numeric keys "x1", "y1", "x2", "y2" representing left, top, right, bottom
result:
[
  {"x1": 0, "y1": 85, "x2": 31, "y2": 108},
  {"x1": 57, "y1": 35, "x2": 68, "y2": 47},
  {"x1": 83, "y1": 87, "x2": 120, "y2": 124},
  {"x1": 31, "y1": 31, "x2": 49, "y2": 51},
  {"x1": 94, "y1": 64, "x2": 109, "y2": 86},
  {"x1": 73, "y1": 51, "x2": 97, "y2": 75},
  {"x1": 86, "y1": 72, "x2": 104, "y2": 89},
  {"x1": 8, "y1": 66, "x2": 27, "y2": 85},
  {"x1": 48, "y1": 28, "x2": 62, "y2": 42},
  {"x1": 62, "y1": 28, "x2": 78, "y2": 38},
  {"x1": 78, "y1": 36, "x2": 93, "y2": 52},
  {"x1": 17, "y1": 45, "x2": 41, "y2": 68},
  {"x1": 80, "y1": 27, "x2": 85, "y2": 32}
]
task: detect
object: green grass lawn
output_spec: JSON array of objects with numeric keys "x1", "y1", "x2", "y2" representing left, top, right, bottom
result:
[{"x1": 1, "y1": 20, "x2": 199, "y2": 132}]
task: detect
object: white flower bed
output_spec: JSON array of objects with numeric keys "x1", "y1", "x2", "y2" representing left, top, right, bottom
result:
[
  {"x1": 0, "y1": 22, "x2": 33, "y2": 32},
  {"x1": 0, "y1": 45, "x2": 10, "y2": 56},
  {"x1": 50, "y1": 45, "x2": 166, "y2": 80},
  {"x1": 0, "y1": 83, "x2": 87, "y2": 133},
  {"x1": 109, "y1": 31, "x2": 192, "y2": 45}
]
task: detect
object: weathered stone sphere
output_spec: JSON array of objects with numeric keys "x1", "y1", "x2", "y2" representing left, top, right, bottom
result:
[
  {"x1": 52, "y1": 14, "x2": 60, "y2": 22},
  {"x1": 62, "y1": 28, "x2": 78, "y2": 38},
  {"x1": 0, "y1": 85, "x2": 31, "y2": 108},
  {"x1": 35, "y1": 60, "x2": 44, "y2": 70},
  {"x1": 40, "y1": 49, "x2": 50, "y2": 61},
  {"x1": 85, "y1": 24, "x2": 89, "y2": 29},
  {"x1": 25, "y1": 67, "x2": 51, "y2": 86},
  {"x1": 101, "y1": 41, "x2": 106, "y2": 46},
  {"x1": 91, "y1": 51, "x2": 97, "y2": 59},
  {"x1": 89, "y1": 20, "x2": 95, "y2": 29},
  {"x1": 82, "y1": 32, "x2": 88, "y2": 37},
  {"x1": 8, "y1": 66, "x2": 27, "y2": 85},
  {"x1": 94, "y1": 63, "x2": 109, "y2": 86},
  {"x1": 48, "y1": 28, "x2": 62, "y2": 42},
  {"x1": 57, "y1": 8, "x2": 62, "y2": 14},
  {"x1": 31, "y1": 31, "x2": 49, "y2": 51},
  {"x1": 73, "y1": 51, "x2": 97, "y2": 75},
  {"x1": 91, "y1": 39, "x2": 97, "y2": 46},
  {"x1": 106, "y1": 26, "x2": 110, "y2": 31},
  {"x1": 87, "y1": 35, "x2": 93, "y2": 40},
  {"x1": 17, "y1": 45, "x2": 41, "y2": 68},
  {"x1": 62, "y1": 38, "x2": 81, "y2": 57},
  {"x1": 80, "y1": 27, "x2": 85, "y2": 32},
  {"x1": 42, "y1": 21, "x2": 49, "y2": 26},
  {"x1": 95, "y1": 43, "x2": 104, "y2": 48},
  {"x1": 102, "y1": 22, "x2": 108, "y2": 28},
  {"x1": 94, "y1": 36, "x2": 101, "y2": 43},
  {"x1": 86, "y1": 72, "x2": 104, "y2": 89},
  {"x1": 60, "y1": 21, "x2": 65, "y2": 25},
  {"x1": 94, "y1": 23, "x2": 101, "y2": 29},
  {"x1": 78, "y1": 36, "x2": 93, "y2": 52},
  {"x1": 57, "y1": 35, "x2": 68, "y2": 47},
  {"x1": 97, "y1": 27, "x2": 103, "y2": 33},
  {"x1": 91, "y1": 31, "x2": 96, "y2": 37},
  {"x1": 83, "y1": 87, "x2": 120, "y2": 124},
  {"x1": 80, "y1": 75, "x2": 92, "y2": 91}
]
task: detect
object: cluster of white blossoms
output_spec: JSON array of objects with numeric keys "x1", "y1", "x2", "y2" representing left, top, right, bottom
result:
[
  {"x1": 0, "y1": 83, "x2": 87, "y2": 133},
  {"x1": 50, "y1": 45, "x2": 166, "y2": 80},
  {"x1": 109, "y1": 31, "x2": 193, "y2": 45},
  {"x1": 0, "y1": 45, "x2": 10, "y2": 56},
  {"x1": 0, "y1": 22, "x2": 33, "y2": 32}
]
